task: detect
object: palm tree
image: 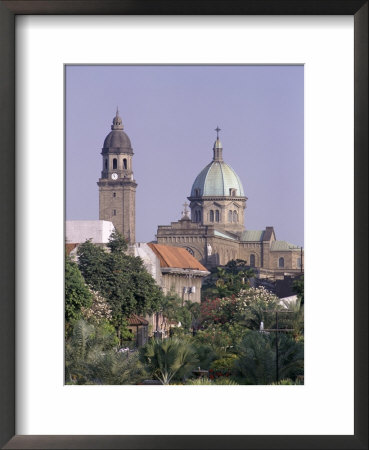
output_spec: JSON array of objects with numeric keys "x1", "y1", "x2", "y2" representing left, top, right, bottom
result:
[
  {"x1": 235, "y1": 331, "x2": 303, "y2": 384},
  {"x1": 65, "y1": 319, "x2": 146, "y2": 384},
  {"x1": 139, "y1": 337, "x2": 198, "y2": 385}
]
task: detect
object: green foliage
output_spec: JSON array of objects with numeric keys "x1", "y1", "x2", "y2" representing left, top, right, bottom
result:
[
  {"x1": 107, "y1": 229, "x2": 127, "y2": 253},
  {"x1": 77, "y1": 236, "x2": 163, "y2": 333},
  {"x1": 270, "y1": 378, "x2": 303, "y2": 385},
  {"x1": 65, "y1": 319, "x2": 146, "y2": 385},
  {"x1": 236, "y1": 287, "x2": 282, "y2": 330},
  {"x1": 139, "y1": 338, "x2": 198, "y2": 385},
  {"x1": 192, "y1": 343, "x2": 217, "y2": 370},
  {"x1": 185, "y1": 377, "x2": 239, "y2": 385},
  {"x1": 210, "y1": 354, "x2": 238, "y2": 372},
  {"x1": 194, "y1": 324, "x2": 234, "y2": 357},
  {"x1": 292, "y1": 275, "x2": 304, "y2": 306},
  {"x1": 213, "y1": 377, "x2": 239, "y2": 385},
  {"x1": 158, "y1": 292, "x2": 200, "y2": 334},
  {"x1": 65, "y1": 257, "x2": 92, "y2": 324},
  {"x1": 186, "y1": 378, "x2": 212, "y2": 385},
  {"x1": 201, "y1": 260, "x2": 255, "y2": 300},
  {"x1": 234, "y1": 331, "x2": 304, "y2": 385}
]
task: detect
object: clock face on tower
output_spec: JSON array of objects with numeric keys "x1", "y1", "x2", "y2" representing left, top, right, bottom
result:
[{"x1": 111, "y1": 173, "x2": 118, "y2": 180}]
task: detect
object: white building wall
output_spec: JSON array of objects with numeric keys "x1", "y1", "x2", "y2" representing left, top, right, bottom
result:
[
  {"x1": 130, "y1": 242, "x2": 162, "y2": 286},
  {"x1": 66, "y1": 220, "x2": 115, "y2": 244}
]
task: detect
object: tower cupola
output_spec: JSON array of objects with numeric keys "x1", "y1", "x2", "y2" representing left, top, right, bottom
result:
[{"x1": 111, "y1": 107, "x2": 124, "y2": 130}]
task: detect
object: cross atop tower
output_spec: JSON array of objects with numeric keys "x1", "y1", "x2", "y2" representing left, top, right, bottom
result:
[
  {"x1": 181, "y1": 201, "x2": 190, "y2": 219},
  {"x1": 215, "y1": 126, "x2": 221, "y2": 139}
]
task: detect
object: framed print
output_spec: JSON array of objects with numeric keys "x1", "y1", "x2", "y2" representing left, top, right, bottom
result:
[{"x1": 0, "y1": 1, "x2": 367, "y2": 449}]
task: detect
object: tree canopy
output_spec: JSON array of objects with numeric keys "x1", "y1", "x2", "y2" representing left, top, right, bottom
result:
[
  {"x1": 77, "y1": 232, "x2": 163, "y2": 331},
  {"x1": 65, "y1": 257, "x2": 92, "y2": 323}
]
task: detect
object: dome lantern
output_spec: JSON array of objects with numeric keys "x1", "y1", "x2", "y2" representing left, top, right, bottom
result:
[{"x1": 213, "y1": 126, "x2": 223, "y2": 161}]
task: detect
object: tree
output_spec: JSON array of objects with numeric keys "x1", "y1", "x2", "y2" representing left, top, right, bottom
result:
[
  {"x1": 65, "y1": 257, "x2": 92, "y2": 325},
  {"x1": 77, "y1": 234, "x2": 163, "y2": 338},
  {"x1": 202, "y1": 260, "x2": 255, "y2": 300},
  {"x1": 293, "y1": 275, "x2": 304, "y2": 306},
  {"x1": 139, "y1": 338, "x2": 198, "y2": 384},
  {"x1": 107, "y1": 229, "x2": 127, "y2": 253},
  {"x1": 234, "y1": 331, "x2": 304, "y2": 384},
  {"x1": 65, "y1": 319, "x2": 146, "y2": 385}
]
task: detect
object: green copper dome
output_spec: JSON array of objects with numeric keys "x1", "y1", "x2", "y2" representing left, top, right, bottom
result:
[
  {"x1": 191, "y1": 160, "x2": 245, "y2": 197},
  {"x1": 190, "y1": 136, "x2": 245, "y2": 197}
]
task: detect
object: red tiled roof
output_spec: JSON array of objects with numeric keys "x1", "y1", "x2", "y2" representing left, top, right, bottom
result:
[
  {"x1": 147, "y1": 243, "x2": 208, "y2": 271},
  {"x1": 128, "y1": 314, "x2": 149, "y2": 326},
  {"x1": 66, "y1": 243, "x2": 78, "y2": 256}
]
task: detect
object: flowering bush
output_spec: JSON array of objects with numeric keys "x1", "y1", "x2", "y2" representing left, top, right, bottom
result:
[
  {"x1": 200, "y1": 287, "x2": 280, "y2": 330},
  {"x1": 81, "y1": 290, "x2": 113, "y2": 323},
  {"x1": 209, "y1": 354, "x2": 238, "y2": 379}
]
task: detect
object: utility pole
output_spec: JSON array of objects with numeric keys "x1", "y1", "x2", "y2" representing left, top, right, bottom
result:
[{"x1": 262, "y1": 310, "x2": 294, "y2": 383}]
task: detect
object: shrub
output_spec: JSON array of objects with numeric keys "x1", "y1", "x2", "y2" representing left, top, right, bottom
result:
[{"x1": 209, "y1": 354, "x2": 238, "y2": 379}]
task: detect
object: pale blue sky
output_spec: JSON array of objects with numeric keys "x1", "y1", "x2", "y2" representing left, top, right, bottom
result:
[{"x1": 66, "y1": 65, "x2": 304, "y2": 246}]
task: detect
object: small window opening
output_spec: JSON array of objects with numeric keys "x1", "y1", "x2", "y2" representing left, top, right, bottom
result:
[
  {"x1": 215, "y1": 210, "x2": 220, "y2": 222},
  {"x1": 113, "y1": 192, "x2": 116, "y2": 198},
  {"x1": 113, "y1": 209, "x2": 117, "y2": 216},
  {"x1": 209, "y1": 210, "x2": 214, "y2": 222},
  {"x1": 123, "y1": 158, "x2": 127, "y2": 170},
  {"x1": 278, "y1": 257, "x2": 284, "y2": 268},
  {"x1": 105, "y1": 159, "x2": 108, "y2": 170},
  {"x1": 113, "y1": 158, "x2": 117, "y2": 169},
  {"x1": 250, "y1": 254, "x2": 255, "y2": 267}
]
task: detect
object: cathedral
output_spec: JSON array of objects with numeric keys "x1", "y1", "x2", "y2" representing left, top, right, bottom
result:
[{"x1": 98, "y1": 110, "x2": 303, "y2": 279}]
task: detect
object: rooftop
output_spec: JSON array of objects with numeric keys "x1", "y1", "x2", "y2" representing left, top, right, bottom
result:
[{"x1": 147, "y1": 243, "x2": 208, "y2": 271}]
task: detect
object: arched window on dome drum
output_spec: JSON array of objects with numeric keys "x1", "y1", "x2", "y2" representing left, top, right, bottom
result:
[
  {"x1": 230, "y1": 188, "x2": 236, "y2": 196},
  {"x1": 233, "y1": 211, "x2": 238, "y2": 223},
  {"x1": 194, "y1": 188, "x2": 200, "y2": 197},
  {"x1": 209, "y1": 210, "x2": 214, "y2": 222},
  {"x1": 278, "y1": 257, "x2": 284, "y2": 268},
  {"x1": 250, "y1": 254, "x2": 255, "y2": 267},
  {"x1": 113, "y1": 158, "x2": 117, "y2": 169},
  {"x1": 123, "y1": 158, "x2": 127, "y2": 170},
  {"x1": 228, "y1": 210, "x2": 233, "y2": 222},
  {"x1": 215, "y1": 210, "x2": 220, "y2": 222}
]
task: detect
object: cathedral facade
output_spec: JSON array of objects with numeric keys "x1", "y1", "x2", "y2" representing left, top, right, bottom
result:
[{"x1": 156, "y1": 131, "x2": 303, "y2": 279}]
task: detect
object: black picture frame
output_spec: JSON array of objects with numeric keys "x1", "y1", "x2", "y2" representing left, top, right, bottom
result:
[{"x1": 0, "y1": 1, "x2": 367, "y2": 449}]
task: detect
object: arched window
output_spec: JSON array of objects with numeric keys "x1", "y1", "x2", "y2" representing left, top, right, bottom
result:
[
  {"x1": 113, "y1": 158, "x2": 117, "y2": 169},
  {"x1": 233, "y1": 211, "x2": 238, "y2": 222},
  {"x1": 250, "y1": 254, "x2": 255, "y2": 267},
  {"x1": 229, "y1": 188, "x2": 236, "y2": 196},
  {"x1": 123, "y1": 158, "x2": 127, "y2": 169},
  {"x1": 198, "y1": 210, "x2": 202, "y2": 222},
  {"x1": 278, "y1": 257, "x2": 284, "y2": 268},
  {"x1": 185, "y1": 247, "x2": 194, "y2": 256},
  {"x1": 228, "y1": 210, "x2": 233, "y2": 222},
  {"x1": 113, "y1": 192, "x2": 116, "y2": 198},
  {"x1": 215, "y1": 210, "x2": 220, "y2": 222},
  {"x1": 209, "y1": 210, "x2": 214, "y2": 222},
  {"x1": 105, "y1": 159, "x2": 108, "y2": 170},
  {"x1": 194, "y1": 188, "x2": 200, "y2": 197},
  {"x1": 113, "y1": 209, "x2": 117, "y2": 216}
]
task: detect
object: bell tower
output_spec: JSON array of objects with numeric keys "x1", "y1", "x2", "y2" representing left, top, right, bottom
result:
[{"x1": 97, "y1": 109, "x2": 137, "y2": 244}]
